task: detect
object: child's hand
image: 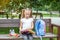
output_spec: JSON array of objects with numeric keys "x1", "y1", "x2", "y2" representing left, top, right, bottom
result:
[{"x1": 28, "y1": 30, "x2": 35, "y2": 34}]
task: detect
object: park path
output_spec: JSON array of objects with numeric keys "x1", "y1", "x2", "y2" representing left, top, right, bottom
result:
[{"x1": 43, "y1": 17, "x2": 60, "y2": 25}]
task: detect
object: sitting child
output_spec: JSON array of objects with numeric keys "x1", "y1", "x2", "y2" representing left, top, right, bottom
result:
[{"x1": 20, "y1": 8, "x2": 34, "y2": 40}]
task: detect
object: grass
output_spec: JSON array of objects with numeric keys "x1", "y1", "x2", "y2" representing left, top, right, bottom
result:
[
  {"x1": 43, "y1": 14, "x2": 59, "y2": 17},
  {"x1": 0, "y1": 27, "x2": 19, "y2": 34},
  {"x1": 0, "y1": 26, "x2": 57, "y2": 34}
]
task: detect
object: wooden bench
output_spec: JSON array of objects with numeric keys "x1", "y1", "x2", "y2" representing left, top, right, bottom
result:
[{"x1": 0, "y1": 19, "x2": 57, "y2": 40}]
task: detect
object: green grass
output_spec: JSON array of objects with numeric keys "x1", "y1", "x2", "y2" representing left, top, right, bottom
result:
[
  {"x1": 0, "y1": 27, "x2": 19, "y2": 34},
  {"x1": 43, "y1": 14, "x2": 59, "y2": 17},
  {"x1": 0, "y1": 26, "x2": 57, "y2": 34}
]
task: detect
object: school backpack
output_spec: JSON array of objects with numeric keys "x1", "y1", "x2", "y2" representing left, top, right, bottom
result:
[{"x1": 35, "y1": 19, "x2": 46, "y2": 36}]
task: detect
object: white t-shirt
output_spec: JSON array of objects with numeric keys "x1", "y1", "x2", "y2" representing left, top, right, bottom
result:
[{"x1": 20, "y1": 18, "x2": 33, "y2": 31}]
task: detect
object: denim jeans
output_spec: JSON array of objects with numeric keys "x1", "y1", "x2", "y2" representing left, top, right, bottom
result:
[{"x1": 22, "y1": 35, "x2": 33, "y2": 40}]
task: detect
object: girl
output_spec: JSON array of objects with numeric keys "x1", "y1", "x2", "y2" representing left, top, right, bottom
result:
[{"x1": 20, "y1": 8, "x2": 34, "y2": 40}]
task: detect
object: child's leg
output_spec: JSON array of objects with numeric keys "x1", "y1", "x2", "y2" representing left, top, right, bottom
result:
[
  {"x1": 28, "y1": 35, "x2": 33, "y2": 40},
  {"x1": 22, "y1": 35, "x2": 28, "y2": 40},
  {"x1": 27, "y1": 34, "x2": 33, "y2": 40}
]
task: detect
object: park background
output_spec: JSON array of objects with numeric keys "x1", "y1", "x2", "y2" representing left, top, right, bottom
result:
[{"x1": 0, "y1": 0, "x2": 60, "y2": 40}]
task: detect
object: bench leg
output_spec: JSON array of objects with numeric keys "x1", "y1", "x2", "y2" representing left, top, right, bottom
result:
[
  {"x1": 49, "y1": 25, "x2": 53, "y2": 40},
  {"x1": 50, "y1": 38, "x2": 53, "y2": 40},
  {"x1": 57, "y1": 37, "x2": 60, "y2": 40},
  {"x1": 57, "y1": 26, "x2": 60, "y2": 40}
]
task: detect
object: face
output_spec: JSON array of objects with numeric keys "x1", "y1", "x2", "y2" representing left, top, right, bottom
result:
[{"x1": 24, "y1": 10, "x2": 31, "y2": 18}]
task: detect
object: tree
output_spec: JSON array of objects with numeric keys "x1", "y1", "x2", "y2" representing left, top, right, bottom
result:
[
  {"x1": 0, "y1": 0, "x2": 60, "y2": 15},
  {"x1": 0, "y1": 0, "x2": 10, "y2": 9}
]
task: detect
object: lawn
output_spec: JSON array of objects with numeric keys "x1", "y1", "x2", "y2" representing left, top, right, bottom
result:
[{"x1": 43, "y1": 14, "x2": 59, "y2": 17}]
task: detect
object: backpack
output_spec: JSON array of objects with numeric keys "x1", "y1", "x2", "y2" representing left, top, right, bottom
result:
[{"x1": 35, "y1": 19, "x2": 46, "y2": 36}]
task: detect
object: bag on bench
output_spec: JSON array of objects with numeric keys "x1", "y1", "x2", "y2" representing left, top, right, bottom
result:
[{"x1": 35, "y1": 19, "x2": 46, "y2": 40}]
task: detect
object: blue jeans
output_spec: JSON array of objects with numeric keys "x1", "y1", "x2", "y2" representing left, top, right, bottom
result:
[
  {"x1": 22, "y1": 35, "x2": 33, "y2": 40},
  {"x1": 22, "y1": 31, "x2": 33, "y2": 40}
]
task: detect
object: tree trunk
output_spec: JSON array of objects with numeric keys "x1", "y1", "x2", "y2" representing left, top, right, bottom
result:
[
  {"x1": 35, "y1": 9, "x2": 38, "y2": 19},
  {"x1": 50, "y1": 11, "x2": 52, "y2": 17},
  {"x1": 59, "y1": 11, "x2": 60, "y2": 17}
]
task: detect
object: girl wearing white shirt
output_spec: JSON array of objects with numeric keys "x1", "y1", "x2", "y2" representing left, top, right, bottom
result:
[{"x1": 20, "y1": 8, "x2": 34, "y2": 40}]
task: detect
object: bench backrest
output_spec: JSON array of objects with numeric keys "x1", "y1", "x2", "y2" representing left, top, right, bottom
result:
[
  {"x1": 0, "y1": 19, "x2": 20, "y2": 27},
  {"x1": 0, "y1": 19, "x2": 51, "y2": 27}
]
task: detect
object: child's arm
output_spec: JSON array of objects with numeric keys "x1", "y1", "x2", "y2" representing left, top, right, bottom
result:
[
  {"x1": 19, "y1": 21, "x2": 22, "y2": 33},
  {"x1": 31, "y1": 21, "x2": 34, "y2": 30},
  {"x1": 28, "y1": 21, "x2": 35, "y2": 34}
]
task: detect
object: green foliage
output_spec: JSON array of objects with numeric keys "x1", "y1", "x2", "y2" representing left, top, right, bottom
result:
[{"x1": 0, "y1": 0, "x2": 60, "y2": 11}]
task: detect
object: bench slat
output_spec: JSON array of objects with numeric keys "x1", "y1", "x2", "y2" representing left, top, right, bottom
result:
[
  {"x1": 0, "y1": 19, "x2": 50, "y2": 27},
  {"x1": 0, "y1": 34, "x2": 23, "y2": 39},
  {"x1": 0, "y1": 33, "x2": 57, "y2": 39},
  {"x1": 0, "y1": 19, "x2": 20, "y2": 27},
  {"x1": 33, "y1": 33, "x2": 57, "y2": 38}
]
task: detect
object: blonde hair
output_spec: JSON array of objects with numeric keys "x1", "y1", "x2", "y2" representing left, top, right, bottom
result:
[{"x1": 21, "y1": 8, "x2": 32, "y2": 18}]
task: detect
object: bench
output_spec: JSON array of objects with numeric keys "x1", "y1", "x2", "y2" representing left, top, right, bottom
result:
[{"x1": 0, "y1": 19, "x2": 57, "y2": 40}]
